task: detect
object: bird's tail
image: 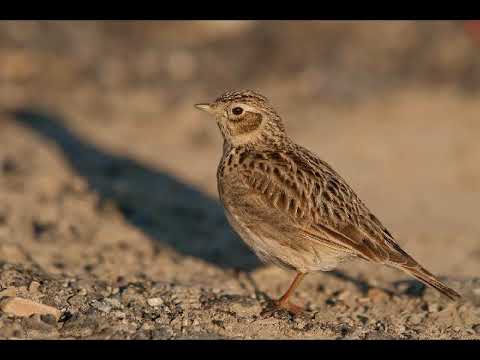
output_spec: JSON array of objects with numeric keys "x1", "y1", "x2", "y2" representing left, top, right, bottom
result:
[{"x1": 396, "y1": 263, "x2": 461, "y2": 301}]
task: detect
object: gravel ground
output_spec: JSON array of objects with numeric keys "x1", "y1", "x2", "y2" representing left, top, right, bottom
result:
[{"x1": 0, "y1": 21, "x2": 479, "y2": 339}]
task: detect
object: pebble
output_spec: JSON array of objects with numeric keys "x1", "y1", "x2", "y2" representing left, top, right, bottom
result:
[
  {"x1": 408, "y1": 313, "x2": 425, "y2": 325},
  {"x1": 67, "y1": 294, "x2": 86, "y2": 307},
  {"x1": 90, "y1": 300, "x2": 112, "y2": 313},
  {"x1": 357, "y1": 315, "x2": 369, "y2": 325},
  {"x1": 105, "y1": 298, "x2": 122, "y2": 309},
  {"x1": 133, "y1": 330, "x2": 151, "y2": 340},
  {"x1": 472, "y1": 324, "x2": 480, "y2": 334},
  {"x1": 40, "y1": 314, "x2": 57, "y2": 325},
  {"x1": 78, "y1": 288, "x2": 87, "y2": 296},
  {"x1": 147, "y1": 297, "x2": 164, "y2": 307},
  {"x1": 294, "y1": 317, "x2": 307, "y2": 330},
  {"x1": 23, "y1": 314, "x2": 55, "y2": 332},
  {"x1": 28, "y1": 281, "x2": 41, "y2": 294},
  {"x1": 0, "y1": 287, "x2": 17, "y2": 298},
  {"x1": 336, "y1": 290, "x2": 351, "y2": 301},
  {"x1": 141, "y1": 321, "x2": 155, "y2": 331},
  {"x1": 111, "y1": 311, "x2": 126, "y2": 320},
  {"x1": 367, "y1": 288, "x2": 390, "y2": 303},
  {"x1": 1, "y1": 297, "x2": 61, "y2": 320},
  {"x1": 428, "y1": 303, "x2": 442, "y2": 313}
]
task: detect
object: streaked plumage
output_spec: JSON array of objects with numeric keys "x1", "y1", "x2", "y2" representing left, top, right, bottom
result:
[{"x1": 195, "y1": 90, "x2": 461, "y2": 314}]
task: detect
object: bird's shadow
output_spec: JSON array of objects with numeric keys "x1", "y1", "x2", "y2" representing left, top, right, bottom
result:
[
  {"x1": 10, "y1": 108, "x2": 411, "y2": 297},
  {"x1": 10, "y1": 108, "x2": 259, "y2": 271}
]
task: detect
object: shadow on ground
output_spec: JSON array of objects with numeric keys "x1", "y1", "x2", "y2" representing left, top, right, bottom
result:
[
  {"x1": 9, "y1": 108, "x2": 411, "y2": 297},
  {"x1": 10, "y1": 108, "x2": 260, "y2": 271}
]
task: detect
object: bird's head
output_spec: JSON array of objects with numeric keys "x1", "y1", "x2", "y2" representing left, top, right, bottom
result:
[{"x1": 195, "y1": 89, "x2": 286, "y2": 147}]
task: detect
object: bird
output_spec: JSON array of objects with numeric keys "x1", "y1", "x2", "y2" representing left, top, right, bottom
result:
[{"x1": 195, "y1": 89, "x2": 461, "y2": 315}]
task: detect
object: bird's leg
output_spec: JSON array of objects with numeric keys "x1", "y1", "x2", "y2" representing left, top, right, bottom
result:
[{"x1": 263, "y1": 272, "x2": 306, "y2": 316}]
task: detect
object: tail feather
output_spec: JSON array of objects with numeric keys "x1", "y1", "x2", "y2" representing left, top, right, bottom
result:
[{"x1": 398, "y1": 264, "x2": 461, "y2": 301}]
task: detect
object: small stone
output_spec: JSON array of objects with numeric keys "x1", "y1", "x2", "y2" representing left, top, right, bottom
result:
[
  {"x1": 428, "y1": 303, "x2": 442, "y2": 313},
  {"x1": 28, "y1": 281, "x2": 41, "y2": 294},
  {"x1": 152, "y1": 328, "x2": 171, "y2": 339},
  {"x1": 472, "y1": 324, "x2": 480, "y2": 334},
  {"x1": 111, "y1": 311, "x2": 126, "y2": 320},
  {"x1": 91, "y1": 300, "x2": 112, "y2": 313},
  {"x1": 40, "y1": 314, "x2": 57, "y2": 325},
  {"x1": 0, "y1": 287, "x2": 17, "y2": 298},
  {"x1": 104, "y1": 297, "x2": 122, "y2": 309},
  {"x1": 133, "y1": 330, "x2": 151, "y2": 340},
  {"x1": 408, "y1": 313, "x2": 425, "y2": 325},
  {"x1": 141, "y1": 321, "x2": 155, "y2": 331},
  {"x1": 357, "y1": 315, "x2": 369, "y2": 324},
  {"x1": 367, "y1": 288, "x2": 390, "y2": 303},
  {"x1": 337, "y1": 290, "x2": 351, "y2": 301},
  {"x1": 23, "y1": 314, "x2": 54, "y2": 332},
  {"x1": 78, "y1": 288, "x2": 87, "y2": 296},
  {"x1": 1, "y1": 297, "x2": 61, "y2": 320},
  {"x1": 172, "y1": 296, "x2": 182, "y2": 305},
  {"x1": 147, "y1": 297, "x2": 164, "y2": 307},
  {"x1": 67, "y1": 294, "x2": 86, "y2": 307},
  {"x1": 357, "y1": 297, "x2": 371, "y2": 304},
  {"x1": 294, "y1": 317, "x2": 307, "y2": 330},
  {"x1": 337, "y1": 324, "x2": 350, "y2": 337}
]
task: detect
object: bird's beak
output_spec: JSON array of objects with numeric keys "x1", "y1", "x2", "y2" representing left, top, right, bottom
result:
[{"x1": 194, "y1": 103, "x2": 215, "y2": 114}]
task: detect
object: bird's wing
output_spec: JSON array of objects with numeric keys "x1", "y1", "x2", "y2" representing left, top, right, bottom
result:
[{"x1": 236, "y1": 146, "x2": 416, "y2": 266}]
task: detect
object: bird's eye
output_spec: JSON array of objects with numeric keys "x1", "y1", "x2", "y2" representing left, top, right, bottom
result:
[{"x1": 232, "y1": 107, "x2": 243, "y2": 115}]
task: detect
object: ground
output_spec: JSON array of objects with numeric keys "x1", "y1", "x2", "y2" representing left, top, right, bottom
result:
[{"x1": 0, "y1": 21, "x2": 479, "y2": 339}]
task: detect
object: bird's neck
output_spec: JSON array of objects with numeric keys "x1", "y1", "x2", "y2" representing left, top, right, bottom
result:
[{"x1": 223, "y1": 134, "x2": 292, "y2": 155}]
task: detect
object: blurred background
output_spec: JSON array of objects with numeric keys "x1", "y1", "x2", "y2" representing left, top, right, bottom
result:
[{"x1": 0, "y1": 21, "x2": 479, "y2": 304}]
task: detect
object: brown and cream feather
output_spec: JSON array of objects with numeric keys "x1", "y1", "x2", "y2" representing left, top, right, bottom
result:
[{"x1": 197, "y1": 89, "x2": 461, "y2": 301}]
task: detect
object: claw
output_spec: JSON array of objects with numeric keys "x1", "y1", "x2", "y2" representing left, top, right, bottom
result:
[{"x1": 261, "y1": 300, "x2": 304, "y2": 317}]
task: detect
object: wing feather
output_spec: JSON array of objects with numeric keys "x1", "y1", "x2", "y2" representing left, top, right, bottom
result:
[{"x1": 236, "y1": 146, "x2": 410, "y2": 265}]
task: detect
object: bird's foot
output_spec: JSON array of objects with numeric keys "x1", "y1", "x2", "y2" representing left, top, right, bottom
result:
[{"x1": 261, "y1": 299, "x2": 304, "y2": 317}]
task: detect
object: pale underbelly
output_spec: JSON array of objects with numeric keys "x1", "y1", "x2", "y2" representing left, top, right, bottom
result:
[{"x1": 223, "y1": 205, "x2": 347, "y2": 273}]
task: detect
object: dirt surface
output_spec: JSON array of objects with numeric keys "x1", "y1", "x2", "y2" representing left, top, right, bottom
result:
[{"x1": 0, "y1": 21, "x2": 479, "y2": 339}]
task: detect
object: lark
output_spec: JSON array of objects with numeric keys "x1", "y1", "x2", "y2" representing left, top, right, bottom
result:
[{"x1": 195, "y1": 89, "x2": 461, "y2": 314}]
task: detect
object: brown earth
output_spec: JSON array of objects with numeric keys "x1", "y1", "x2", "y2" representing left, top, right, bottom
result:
[{"x1": 0, "y1": 21, "x2": 479, "y2": 339}]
